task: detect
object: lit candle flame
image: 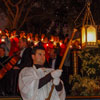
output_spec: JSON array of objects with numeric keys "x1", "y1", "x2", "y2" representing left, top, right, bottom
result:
[
  {"x1": 27, "y1": 38, "x2": 31, "y2": 41},
  {"x1": 34, "y1": 41, "x2": 38, "y2": 46},
  {"x1": 1, "y1": 38, "x2": 5, "y2": 42},
  {"x1": 53, "y1": 42, "x2": 56, "y2": 46},
  {"x1": 59, "y1": 42, "x2": 62, "y2": 46},
  {"x1": 50, "y1": 39, "x2": 54, "y2": 42},
  {"x1": 79, "y1": 45, "x2": 81, "y2": 49},
  {"x1": 46, "y1": 44, "x2": 48, "y2": 46},
  {"x1": 70, "y1": 45, "x2": 73, "y2": 48},
  {"x1": 0, "y1": 30, "x2": 2, "y2": 34},
  {"x1": 41, "y1": 38, "x2": 43, "y2": 41}
]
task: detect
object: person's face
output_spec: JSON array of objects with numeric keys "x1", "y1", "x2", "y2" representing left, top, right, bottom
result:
[
  {"x1": 11, "y1": 33, "x2": 14, "y2": 36},
  {"x1": 44, "y1": 37, "x2": 48, "y2": 42},
  {"x1": 49, "y1": 49, "x2": 56, "y2": 59},
  {"x1": 35, "y1": 36, "x2": 38, "y2": 41},
  {"x1": 0, "y1": 48, "x2": 5, "y2": 57},
  {"x1": 13, "y1": 31, "x2": 16, "y2": 35},
  {"x1": 5, "y1": 29, "x2": 8, "y2": 33},
  {"x1": 32, "y1": 49, "x2": 45, "y2": 65},
  {"x1": 18, "y1": 39, "x2": 26, "y2": 50}
]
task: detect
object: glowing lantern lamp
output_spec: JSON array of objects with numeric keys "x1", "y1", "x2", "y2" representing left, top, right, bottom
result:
[
  {"x1": 81, "y1": 1, "x2": 98, "y2": 48},
  {"x1": 81, "y1": 25, "x2": 98, "y2": 48}
]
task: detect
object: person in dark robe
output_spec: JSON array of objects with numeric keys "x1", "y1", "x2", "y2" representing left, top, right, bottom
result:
[
  {"x1": 48, "y1": 48, "x2": 62, "y2": 69},
  {"x1": 0, "y1": 47, "x2": 9, "y2": 96},
  {"x1": 8, "y1": 38, "x2": 33, "y2": 96}
]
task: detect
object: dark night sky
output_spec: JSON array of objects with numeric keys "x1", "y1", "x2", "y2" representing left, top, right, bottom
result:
[{"x1": 0, "y1": 0, "x2": 100, "y2": 32}]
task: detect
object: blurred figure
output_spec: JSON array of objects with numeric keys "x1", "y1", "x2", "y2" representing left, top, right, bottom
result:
[
  {"x1": 49, "y1": 48, "x2": 61, "y2": 69},
  {"x1": 0, "y1": 47, "x2": 9, "y2": 96},
  {"x1": 9, "y1": 38, "x2": 33, "y2": 96},
  {"x1": 34, "y1": 34, "x2": 39, "y2": 46},
  {"x1": 4, "y1": 28, "x2": 10, "y2": 38},
  {"x1": 16, "y1": 38, "x2": 33, "y2": 69},
  {"x1": 9, "y1": 29, "x2": 19, "y2": 56},
  {"x1": 0, "y1": 35, "x2": 11, "y2": 56}
]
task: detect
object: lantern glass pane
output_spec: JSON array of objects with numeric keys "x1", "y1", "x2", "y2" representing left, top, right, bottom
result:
[
  {"x1": 87, "y1": 26, "x2": 96, "y2": 42},
  {"x1": 82, "y1": 27, "x2": 86, "y2": 43}
]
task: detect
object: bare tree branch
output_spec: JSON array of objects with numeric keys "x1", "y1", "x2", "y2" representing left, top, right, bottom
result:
[
  {"x1": 24, "y1": 0, "x2": 32, "y2": 5},
  {"x1": 7, "y1": 0, "x2": 15, "y2": 7},
  {"x1": 6, "y1": 11, "x2": 13, "y2": 28},
  {"x1": 18, "y1": 1, "x2": 34, "y2": 29},
  {"x1": 2, "y1": 0, "x2": 14, "y2": 19},
  {"x1": 18, "y1": 8, "x2": 31, "y2": 29},
  {"x1": 17, "y1": 0, "x2": 26, "y2": 22},
  {"x1": 26, "y1": 11, "x2": 53, "y2": 21},
  {"x1": 8, "y1": 0, "x2": 22, "y2": 7},
  {"x1": 12, "y1": 5, "x2": 19, "y2": 28},
  {"x1": 16, "y1": 0, "x2": 23, "y2": 5},
  {"x1": 7, "y1": 12, "x2": 13, "y2": 24}
]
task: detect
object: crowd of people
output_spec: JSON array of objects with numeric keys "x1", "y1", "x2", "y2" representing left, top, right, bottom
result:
[
  {"x1": 0, "y1": 28, "x2": 70, "y2": 57},
  {"x1": 0, "y1": 28, "x2": 81, "y2": 99}
]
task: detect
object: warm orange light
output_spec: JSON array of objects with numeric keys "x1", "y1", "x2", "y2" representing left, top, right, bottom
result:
[
  {"x1": 81, "y1": 26, "x2": 86, "y2": 44},
  {"x1": 87, "y1": 26, "x2": 96, "y2": 42},
  {"x1": 41, "y1": 38, "x2": 43, "y2": 41},
  {"x1": 50, "y1": 39, "x2": 54, "y2": 42},
  {"x1": 59, "y1": 42, "x2": 62, "y2": 46},
  {"x1": 0, "y1": 30, "x2": 2, "y2": 34},
  {"x1": 34, "y1": 41, "x2": 38, "y2": 46},
  {"x1": 1, "y1": 38, "x2": 5, "y2": 42},
  {"x1": 70, "y1": 45, "x2": 73, "y2": 49},
  {"x1": 53, "y1": 42, "x2": 56, "y2": 46},
  {"x1": 27, "y1": 38, "x2": 31, "y2": 41},
  {"x1": 50, "y1": 36, "x2": 54, "y2": 42},
  {"x1": 46, "y1": 44, "x2": 48, "y2": 46},
  {"x1": 81, "y1": 25, "x2": 98, "y2": 48},
  {"x1": 79, "y1": 45, "x2": 81, "y2": 49},
  {"x1": 34, "y1": 42, "x2": 37, "y2": 46}
]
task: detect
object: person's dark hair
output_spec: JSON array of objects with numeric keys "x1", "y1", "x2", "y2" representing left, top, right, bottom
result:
[
  {"x1": 32, "y1": 46, "x2": 45, "y2": 55},
  {"x1": 4, "y1": 28, "x2": 9, "y2": 32},
  {"x1": 20, "y1": 37, "x2": 28, "y2": 44},
  {"x1": 11, "y1": 29, "x2": 16, "y2": 32}
]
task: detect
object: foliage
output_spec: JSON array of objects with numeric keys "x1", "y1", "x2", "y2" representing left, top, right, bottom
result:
[
  {"x1": 69, "y1": 47, "x2": 100, "y2": 96},
  {"x1": 69, "y1": 75, "x2": 100, "y2": 96}
]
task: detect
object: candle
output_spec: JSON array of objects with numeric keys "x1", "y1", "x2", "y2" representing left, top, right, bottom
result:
[
  {"x1": 41, "y1": 38, "x2": 43, "y2": 41},
  {"x1": 46, "y1": 43, "x2": 49, "y2": 47},
  {"x1": 34, "y1": 41, "x2": 38, "y2": 46},
  {"x1": 0, "y1": 30, "x2": 2, "y2": 34},
  {"x1": 1, "y1": 38, "x2": 5, "y2": 42},
  {"x1": 53, "y1": 41, "x2": 56, "y2": 46},
  {"x1": 59, "y1": 42, "x2": 62, "y2": 46},
  {"x1": 27, "y1": 38, "x2": 31, "y2": 41},
  {"x1": 70, "y1": 45, "x2": 73, "y2": 49}
]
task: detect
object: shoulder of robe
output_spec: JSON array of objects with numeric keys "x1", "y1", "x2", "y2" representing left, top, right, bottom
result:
[{"x1": 19, "y1": 67, "x2": 35, "y2": 76}]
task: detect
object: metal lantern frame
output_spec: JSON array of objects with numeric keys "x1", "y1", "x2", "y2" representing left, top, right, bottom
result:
[
  {"x1": 81, "y1": 25, "x2": 98, "y2": 48},
  {"x1": 81, "y1": 1, "x2": 98, "y2": 48}
]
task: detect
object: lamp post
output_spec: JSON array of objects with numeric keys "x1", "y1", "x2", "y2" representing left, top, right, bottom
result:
[{"x1": 81, "y1": 0, "x2": 98, "y2": 48}]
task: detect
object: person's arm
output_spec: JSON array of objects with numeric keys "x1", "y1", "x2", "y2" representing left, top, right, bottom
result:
[
  {"x1": 38, "y1": 73, "x2": 53, "y2": 88},
  {"x1": 17, "y1": 48, "x2": 33, "y2": 69},
  {"x1": 39, "y1": 70, "x2": 63, "y2": 92},
  {"x1": 39, "y1": 74, "x2": 63, "y2": 91}
]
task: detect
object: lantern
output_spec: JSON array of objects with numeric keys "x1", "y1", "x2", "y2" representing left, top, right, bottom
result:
[
  {"x1": 81, "y1": 25, "x2": 98, "y2": 48},
  {"x1": 81, "y1": 1, "x2": 98, "y2": 48}
]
